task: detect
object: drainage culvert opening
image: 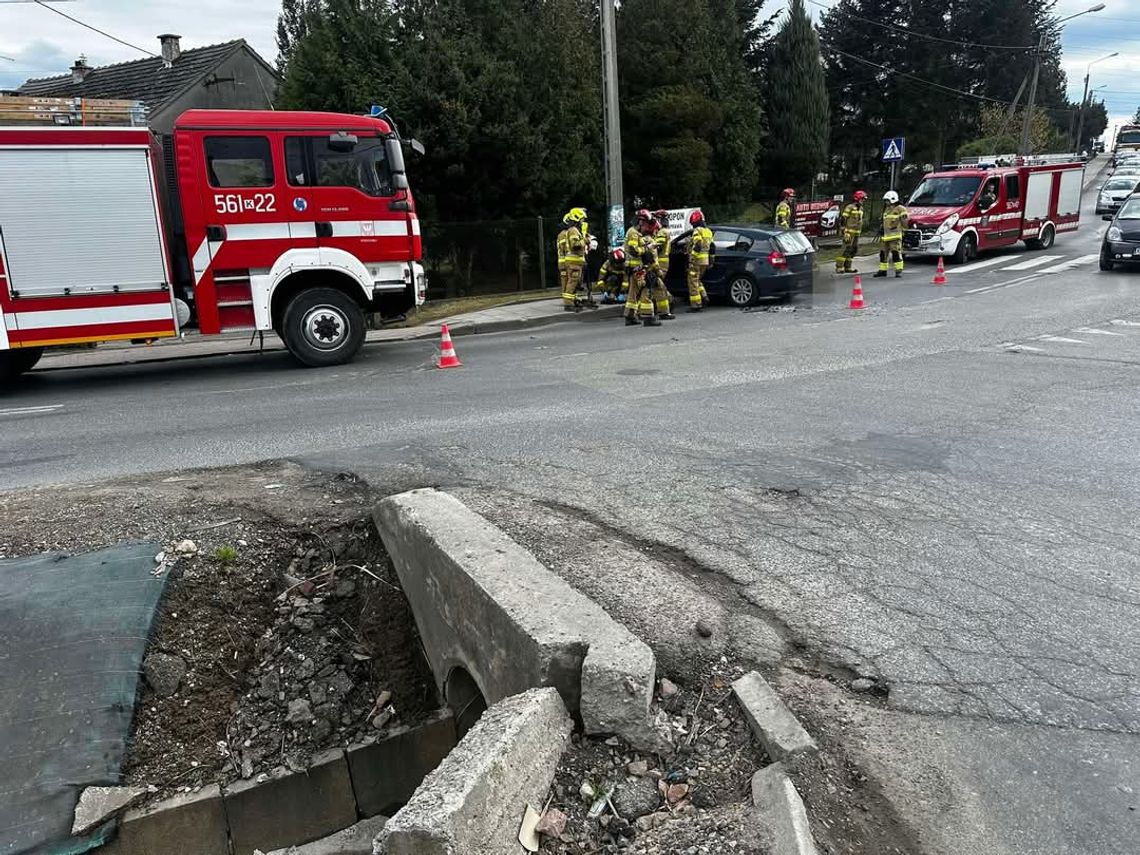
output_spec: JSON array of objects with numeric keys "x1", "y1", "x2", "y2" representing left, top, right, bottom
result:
[{"x1": 445, "y1": 666, "x2": 488, "y2": 739}]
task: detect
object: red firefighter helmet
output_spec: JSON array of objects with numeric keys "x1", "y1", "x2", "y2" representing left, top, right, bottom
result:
[
  {"x1": 688, "y1": 209, "x2": 705, "y2": 226},
  {"x1": 653, "y1": 208, "x2": 669, "y2": 222},
  {"x1": 635, "y1": 208, "x2": 652, "y2": 223},
  {"x1": 611, "y1": 248, "x2": 625, "y2": 264},
  {"x1": 782, "y1": 188, "x2": 796, "y2": 199},
  {"x1": 853, "y1": 190, "x2": 867, "y2": 202}
]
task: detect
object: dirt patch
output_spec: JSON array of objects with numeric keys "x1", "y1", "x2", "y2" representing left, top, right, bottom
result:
[
  {"x1": 0, "y1": 461, "x2": 436, "y2": 804},
  {"x1": 540, "y1": 660, "x2": 769, "y2": 855}
]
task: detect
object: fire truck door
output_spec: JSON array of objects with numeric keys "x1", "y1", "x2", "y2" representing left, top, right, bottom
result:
[{"x1": 976, "y1": 176, "x2": 1007, "y2": 248}]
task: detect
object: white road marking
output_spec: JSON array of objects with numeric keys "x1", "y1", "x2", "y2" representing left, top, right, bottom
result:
[
  {"x1": 1000, "y1": 255, "x2": 1063, "y2": 271},
  {"x1": 1005, "y1": 344, "x2": 1045, "y2": 352},
  {"x1": 1039, "y1": 336, "x2": 1088, "y2": 344},
  {"x1": 1072, "y1": 327, "x2": 1124, "y2": 336},
  {"x1": 951, "y1": 257, "x2": 1011, "y2": 274},
  {"x1": 0, "y1": 404, "x2": 64, "y2": 417},
  {"x1": 1110, "y1": 319, "x2": 1140, "y2": 327},
  {"x1": 1039, "y1": 254, "x2": 1100, "y2": 274}
]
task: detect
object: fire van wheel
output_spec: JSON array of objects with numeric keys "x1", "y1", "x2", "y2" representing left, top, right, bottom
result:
[
  {"x1": 1026, "y1": 224, "x2": 1055, "y2": 250},
  {"x1": 951, "y1": 233, "x2": 977, "y2": 265},
  {"x1": 281, "y1": 288, "x2": 366, "y2": 368},
  {"x1": 0, "y1": 347, "x2": 44, "y2": 384}
]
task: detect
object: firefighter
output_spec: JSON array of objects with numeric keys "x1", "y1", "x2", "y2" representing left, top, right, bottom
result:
[
  {"x1": 624, "y1": 209, "x2": 661, "y2": 326},
  {"x1": 595, "y1": 248, "x2": 626, "y2": 304},
  {"x1": 834, "y1": 190, "x2": 867, "y2": 274},
  {"x1": 775, "y1": 188, "x2": 795, "y2": 228},
  {"x1": 874, "y1": 190, "x2": 908, "y2": 278},
  {"x1": 687, "y1": 209, "x2": 712, "y2": 311},
  {"x1": 557, "y1": 207, "x2": 589, "y2": 310},
  {"x1": 650, "y1": 209, "x2": 675, "y2": 319}
]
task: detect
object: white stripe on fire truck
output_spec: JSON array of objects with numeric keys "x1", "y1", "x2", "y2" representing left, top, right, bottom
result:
[
  {"x1": 410, "y1": 216, "x2": 421, "y2": 236},
  {"x1": 7, "y1": 302, "x2": 174, "y2": 331}
]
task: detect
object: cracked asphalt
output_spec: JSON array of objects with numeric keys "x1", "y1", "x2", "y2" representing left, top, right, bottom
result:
[{"x1": 2, "y1": 177, "x2": 1138, "y2": 853}]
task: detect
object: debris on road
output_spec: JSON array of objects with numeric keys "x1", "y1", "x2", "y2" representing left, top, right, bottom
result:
[
  {"x1": 71, "y1": 785, "x2": 147, "y2": 835},
  {"x1": 142, "y1": 653, "x2": 187, "y2": 698}
]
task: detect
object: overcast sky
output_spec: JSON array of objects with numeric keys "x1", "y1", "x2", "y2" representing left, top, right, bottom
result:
[{"x1": 1, "y1": 0, "x2": 1138, "y2": 139}]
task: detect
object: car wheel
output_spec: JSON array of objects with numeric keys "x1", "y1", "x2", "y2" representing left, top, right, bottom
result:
[
  {"x1": 727, "y1": 276, "x2": 757, "y2": 308},
  {"x1": 281, "y1": 287, "x2": 366, "y2": 367},
  {"x1": 0, "y1": 347, "x2": 43, "y2": 383},
  {"x1": 951, "y1": 233, "x2": 977, "y2": 264},
  {"x1": 1099, "y1": 249, "x2": 1114, "y2": 271}
]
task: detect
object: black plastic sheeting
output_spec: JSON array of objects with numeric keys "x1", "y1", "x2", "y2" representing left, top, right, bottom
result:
[{"x1": 0, "y1": 543, "x2": 167, "y2": 855}]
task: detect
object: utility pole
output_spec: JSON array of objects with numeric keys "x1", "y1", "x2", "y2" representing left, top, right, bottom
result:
[
  {"x1": 1075, "y1": 52, "x2": 1117, "y2": 153},
  {"x1": 599, "y1": 0, "x2": 624, "y2": 251}
]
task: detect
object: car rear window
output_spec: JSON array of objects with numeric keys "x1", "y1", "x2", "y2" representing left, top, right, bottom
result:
[{"x1": 774, "y1": 231, "x2": 813, "y2": 254}]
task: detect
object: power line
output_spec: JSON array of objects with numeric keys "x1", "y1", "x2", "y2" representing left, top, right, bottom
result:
[
  {"x1": 29, "y1": 0, "x2": 156, "y2": 57},
  {"x1": 806, "y1": 0, "x2": 1035, "y2": 51}
]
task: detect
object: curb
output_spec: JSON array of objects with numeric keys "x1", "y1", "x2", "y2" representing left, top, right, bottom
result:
[
  {"x1": 752, "y1": 763, "x2": 821, "y2": 855},
  {"x1": 732, "y1": 671, "x2": 817, "y2": 761}
]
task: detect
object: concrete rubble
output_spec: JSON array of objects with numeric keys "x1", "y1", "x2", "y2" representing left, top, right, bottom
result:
[
  {"x1": 732, "y1": 671, "x2": 817, "y2": 761},
  {"x1": 374, "y1": 687, "x2": 572, "y2": 855},
  {"x1": 752, "y1": 763, "x2": 820, "y2": 855},
  {"x1": 373, "y1": 488, "x2": 659, "y2": 748},
  {"x1": 71, "y1": 786, "x2": 147, "y2": 835}
]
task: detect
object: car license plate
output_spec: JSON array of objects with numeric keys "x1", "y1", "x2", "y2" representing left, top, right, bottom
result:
[{"x1": 1133, "y1": 248, "x2": 1140, "y2": 257}]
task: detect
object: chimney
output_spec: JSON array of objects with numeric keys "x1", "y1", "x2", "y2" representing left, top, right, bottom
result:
[
  {"x1": 158, "y1": 34, "x2": 182, "y2": 66},
  {"x1": 70, "y1": 55, "x2": 91, "y2": 84}
]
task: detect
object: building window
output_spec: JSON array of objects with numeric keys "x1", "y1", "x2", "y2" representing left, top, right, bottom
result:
[{"x1": 205, "y1": 136, "x2": 274, "y2": 187}]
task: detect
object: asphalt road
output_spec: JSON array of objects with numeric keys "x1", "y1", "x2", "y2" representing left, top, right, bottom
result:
[{"x1": 3, "y1": 179, "x2": 1139, "y2": 853}]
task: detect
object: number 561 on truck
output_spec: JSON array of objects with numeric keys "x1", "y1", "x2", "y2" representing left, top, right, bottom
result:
[{"x1": 0, "y1": 109, "x2": 426, "y2": 382}]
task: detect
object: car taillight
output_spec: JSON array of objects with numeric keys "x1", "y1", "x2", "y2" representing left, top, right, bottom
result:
[{"x1": 768, "y1": 250, "x2": 788, "y2": 269}]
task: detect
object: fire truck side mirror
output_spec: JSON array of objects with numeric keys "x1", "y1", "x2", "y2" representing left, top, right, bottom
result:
[
  {"x1": 393, "y1": 173, "x2": 409, "y2": 191},
  {"x1": 408, "y1": 138, "x2": 426, "y2": 156},
  {"x1": 385, "y1": 138, "x2": 407, "y2": 175},
  {"x1": 328, "y1": 131, "x2": 359, "y2": 152}
]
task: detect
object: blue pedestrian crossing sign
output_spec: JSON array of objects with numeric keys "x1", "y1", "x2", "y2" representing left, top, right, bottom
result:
[{"x1": 882, "y1": 137, "x2": 905, "y2": 162}]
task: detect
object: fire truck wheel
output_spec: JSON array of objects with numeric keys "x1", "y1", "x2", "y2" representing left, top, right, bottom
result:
[
  {"x1": 0, "y1": 347, "x2": 43, "y2": 383},
  {"x1": 281, "y1": 288, "x2": 366, "y2": 367},
  {"x1": 1026, "y1": 224, "x2": 1055, "y2": 250},
  {"x1": 951, "y1": 232, "x2": 976, "y2": 264}
]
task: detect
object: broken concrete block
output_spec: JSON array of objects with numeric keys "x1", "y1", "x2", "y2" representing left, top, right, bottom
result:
[
  {"x1": 99, "y1": 785, "x2": 228, "y2": 855},
  {"x1": 373, "y1": 489, "x2": 656, "y2": 746},
  {"x1": 752, "y1": 763, "x2": 820, "y2": 855},
  {"x1": 266, "y1": 815, "x2": 389, "y2": 855},
  {"x1": 225, "y1": 749, "x2": 357, "y2": 855},
  {"x1": 375, "y1": 687, "x2": 572, "y2": 855},
  {"x1": 72, "y1": 785, "x2": 147, "y2": 835},
  {"x1": 732, "y1": 671, "x2": 817, "y2": 761}
]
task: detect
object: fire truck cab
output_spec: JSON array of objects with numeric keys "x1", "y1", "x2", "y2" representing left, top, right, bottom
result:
[
  {"x1": 903, "y1": 155, "x2": 1084, "y2": 263},
  {"x1": 0, "y1": 109, "x2": 425, "y2": 382}
]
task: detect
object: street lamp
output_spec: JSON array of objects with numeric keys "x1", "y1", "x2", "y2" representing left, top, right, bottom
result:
[
  {"x1": 599, "y1": 0, "x2": 624, "y2": 251},
  {"x1": 1020, "y1": 3, "x2": 1107, "y2": 155},
  {"x1": 1074, "y1": 52, "x2": 1117, "y2": 152}
]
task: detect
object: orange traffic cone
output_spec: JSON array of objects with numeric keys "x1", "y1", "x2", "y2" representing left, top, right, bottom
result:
[
  {"x1": 848, "y1": 275, "x2": 866, "y2": 310},
  {"x1": 437, "y1": 323, "x2": 462, "y2": 368},
  {"x1": 933, "y1": 256, "x2": 947, "y2": 286}
]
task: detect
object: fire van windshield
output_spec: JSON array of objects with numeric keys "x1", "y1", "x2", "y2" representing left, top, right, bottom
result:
[{"x1": 908, "y1": 176, "x2": 982, "y2": 207}]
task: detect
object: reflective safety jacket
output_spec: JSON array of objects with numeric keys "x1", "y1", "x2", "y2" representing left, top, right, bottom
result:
[
  {"x1": 775, "y1": 200, "x2": 793, "y2": 228},
  {"x1": 557, "y1": 225, "x2": 586, "y2": 265},
  {"x1": 652, "y1": 229, "x2": 672, "y2": 269},
  {"x1": 840, "y1": 203, "x2": 864, "y2": 234},
  {"x1": 595, "y1": 258, "x2": 625, "y2": 290},
  {"x1": 624, "y1": 226, "x2": 656, "y2": 270},
  {"x1": 689, "y1": 225, "x2": 714, "y2": 265},
  {"x1": 881, "y1": 204, "x2": 909, "y2": 241}
]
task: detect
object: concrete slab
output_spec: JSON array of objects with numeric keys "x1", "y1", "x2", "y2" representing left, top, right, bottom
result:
[
  {"x1": 373, "y1": 489, "x2": 656, "y2": 746},
  {"x1": 374, "y1": 687, "x2": 572, "y2": 855},
  {"x1": 72, "y1": 786, "x2": 147, "y2": 835},
  {"x1": 752, "y1": 763, "x2": 820, "y2": 855},
  {"x1": 347, "y1": 712, "x2": 457, "y2": 816},
  {"x1": 101, "y1": 785, "x2": 229, "y2": 855},
  {"x1": 733, "y1": 671, "x2": 817, "y2": 761},
  {"x1": 266, "y1": 815, "x2": 389, "y2": 855},
  {"x1": 225, "y1": 749, "x2": 358, "y2": 855}
]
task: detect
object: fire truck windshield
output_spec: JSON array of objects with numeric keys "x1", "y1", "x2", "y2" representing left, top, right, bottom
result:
[{"x1": 908, "y1": 176, "x2": 982, "y2": 207}]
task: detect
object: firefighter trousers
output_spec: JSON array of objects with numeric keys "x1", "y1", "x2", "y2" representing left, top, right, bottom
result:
[
  {"x1": 878, "y1": 238, "x2": 904, "y2": 272},
  {"x1": 687, "y1": 261, "x2": 709, "y2": 307},
  {"x1": 559, "y1": 263, "x2": 586, "y2": 308},
  {"x1": 836, "y1": 230, "x2": 860, "y2": 272},
  {"x1": 625, "y1": 269, "x2": 668, "y2": 319}
]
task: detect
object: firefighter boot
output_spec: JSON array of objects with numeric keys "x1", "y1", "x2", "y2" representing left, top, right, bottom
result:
[
  {"x1": 642, "y1": 315, "x2": 662, "y2": 327},
  {"x1": 625, "y1": 315, "x2": 640, "y2": 327},
  {"x1": 873, "y1": 270, "x2": 887, "y2": 278}
]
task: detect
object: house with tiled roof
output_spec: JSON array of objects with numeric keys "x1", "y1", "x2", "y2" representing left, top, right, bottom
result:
[{"x1": 19, "y1": 35, "x2": 279, "y2": 134}]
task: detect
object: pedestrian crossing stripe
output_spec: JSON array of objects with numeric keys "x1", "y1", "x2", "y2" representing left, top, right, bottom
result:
[{"x1": 883, "y1": 140, "x2": 903, "y2": 161}]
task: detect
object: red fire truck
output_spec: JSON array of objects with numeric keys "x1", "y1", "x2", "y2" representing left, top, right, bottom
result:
[
  {"x1": 0, "y1": 109, "x2": 426, "y2": 382},
  {"x1": 902, "y1": 155, "x2": 1084, "y2": 263}
]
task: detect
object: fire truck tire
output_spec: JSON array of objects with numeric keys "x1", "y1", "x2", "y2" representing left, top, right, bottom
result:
[
  {"x1": 951, "y1": 233, "x2": 977, "y2": 264},
  {"x1": 0, "y1": 347, "x2": 43, "y2": 383},
  {"x1": 1026, "y1": 224, "x2": 1055, "y2": 250},
  {"x1": 281, "y1": 288, "x2": 366, "y2": 367}
]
